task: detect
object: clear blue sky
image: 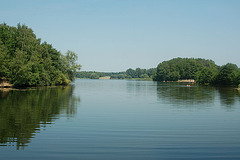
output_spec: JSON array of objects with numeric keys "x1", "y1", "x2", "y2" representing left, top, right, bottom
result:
[{"x1": 1, "y1": 0, "x2": 240, "y2": 72}]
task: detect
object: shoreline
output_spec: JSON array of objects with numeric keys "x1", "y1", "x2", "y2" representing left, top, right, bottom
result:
[{"x1": 0, "y1": 85, "x2": 71, "y2": 92}]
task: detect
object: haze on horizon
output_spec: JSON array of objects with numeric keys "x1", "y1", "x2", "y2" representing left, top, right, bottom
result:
[{"x1": 1, "y1": 0, "x2": 240, "y2": 72}]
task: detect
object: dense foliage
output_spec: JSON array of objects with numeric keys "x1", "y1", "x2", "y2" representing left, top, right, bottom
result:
[
  {"x1": 153, "y1": 58, "x2": 240, "y2": 86},
  {"x1": 214, "y1": 63, "x2": 240, "y2": 85},
  {"x1": 75, "y1": 68, "x2": 156, "y2": 80},
  {"x1": 0, "y1": 23, "x2": 81, "y2": 87}
]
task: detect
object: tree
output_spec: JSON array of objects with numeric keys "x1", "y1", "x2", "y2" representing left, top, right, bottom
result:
[
  {"x1": 135, "y1": 68, "x2": 146, "y2": 78},
  {"x1": 62, "y1": 50, "x2": 81, "y2": 81},
  {"x1": 9, "y1": 49, "x2": 29, "y2": 86},
  {"x1": 196, "y1": 67, "x2": 217, "y2": 85},
  {"x1": 168, "y1": 71, "x2": 180, "y2": 81},
  {"x1": 0, "y1": 23, "x2": 81, "y2": 86},
  {"x1": 126, "y1": 68, "x2": 136, "y2": 78},
  {"x1": 153, "y1": 58, "x2": 219, "y2": 82},
  {"x1": 215, "y1": 63, "x2": 239, "y2": 85},
  {"x1": 140, "y1": 74, "x2": 149, "y2": 79},
  {"x1": 89, "y1": 73, "x2": 99, "y2": 79},
  {"x1": 146, "y1": 68, "x2": 156, "y2": 78},
  {"x1": 0, "y1": 40, "x2": 9, "y2": 77},
  {"x1": 153, "y1": 61, "x2": 170, "y2": 81}
]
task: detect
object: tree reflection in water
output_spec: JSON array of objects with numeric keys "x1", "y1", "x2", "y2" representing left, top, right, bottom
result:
[
  {"x1": 156, "y1": 82, "x2": 216, "y2": 107},
  {"x1": 0, "y1": 86, "x2": 80, "y2": 150},
  {"x1": 217, "y1": 87, "x2": 240, "y2": 108},
  {"x1": 156, "y1": 82, "x2": 240, "y2": 109}
]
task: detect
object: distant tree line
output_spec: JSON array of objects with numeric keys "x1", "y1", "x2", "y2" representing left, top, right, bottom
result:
[
  {"x1": 0, "y1": 23, "x2": 81, "y2": 87},
  {"x1": 76, "y1": 57, "x2": 240, "y2": 86},
  {"x1": 75, "y1": 68, "x2": 156, "y2": 80},
  {"x1": 153, "y1": 58, "x2": 240, "y2": 86}
]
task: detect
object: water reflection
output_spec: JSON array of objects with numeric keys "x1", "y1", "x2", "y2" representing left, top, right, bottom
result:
[
  {"x1": 126, "y1": 81, "x2": 157, "y2": 96},
  {"x1": 156, "y1": 82, "x2": 240, "y2": 109},
  {"x1": 0, "y1": 86, "x2": 80, "y2": 150},
  {"x1": 217, "y1": 87, "x2": 240, "y2": 108},
  {"x1": 156, "y1": 82, "x2": 216, "y2": 107}
]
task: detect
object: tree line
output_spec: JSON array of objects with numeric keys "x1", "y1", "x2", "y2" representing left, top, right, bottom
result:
[
  {"x1": 76, "y1": 57, "x2": 240, "y2": 87},
  {"x1": 0, "y1": 23, "x2": 81, "y2": 87},
  {"x1": 153, "y1": 57, "x2": 240, "y2": 86},
  {"x1": 75, "y1": 68, "x2": 156, "y2": 80},
  {"x1": 1, "y1": 24, "x2": 239, "y2": 87}
]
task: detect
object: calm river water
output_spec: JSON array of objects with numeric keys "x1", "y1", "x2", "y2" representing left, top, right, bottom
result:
[{"x1": 1, "y1": 79, "x2": 240, "y2": 160}]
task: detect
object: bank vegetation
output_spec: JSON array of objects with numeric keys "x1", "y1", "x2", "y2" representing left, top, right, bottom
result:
[
  {"x1": 153, "y1": 58, "x2": 240, "y2": 86},
  {"x1": 0, "y1": 23, "x2": 81, "y2": 87}
]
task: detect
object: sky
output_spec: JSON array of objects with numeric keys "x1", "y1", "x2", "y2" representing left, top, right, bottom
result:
[{"x1": 0, "y1": 0, "x2": 240, "y2": 72}]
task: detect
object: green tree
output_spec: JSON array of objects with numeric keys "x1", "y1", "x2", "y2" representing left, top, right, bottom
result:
[
  {"x1": 64, "y1": 50, "x2": 81, "y2": 80},
  {"x1": 0, "y1": 40, "x2": 9, "y2": 77},
  {"x1": 140, "y1": 74, "x2": 149, "y2": 79},
  {"x1": 196, "y1": 67, "x2": 217, "y2": 85},
  {"x1": 0, "y1": 23, "x2": 18, "y2": 56},
  {"x1": 89, "y1": 73, "x2": 99, "y2": 79},
  {"x1": 146, "y1": 68, "x2": 156, "y2": 78},
  {"x1": 154, "y1": 58, "x2": 219, "y2": 82},
  {"x1": 153, "y1": 61, "x2": 170, "y2": 81},
  {"x1": 215, "y1": 63, "x2": 239, "y2": 85},
  {"x1": 168, "y1": 71, "x2": 180, "y2": 81},
  {"x1": 9, "y1": 49, "x2": 29, "y2": 86},
  {"x1": 0, "y1": 23, "x2": 81, "y2": 87},
  {"x1": 126, "y1": 68, "x2": 136, "y2": 78}
]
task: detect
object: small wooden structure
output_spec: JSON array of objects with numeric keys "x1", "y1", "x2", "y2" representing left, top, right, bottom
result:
[
  {"x1": 99, "y1": 76, "x2": 111, "y2": 80},
  {"x1": 177, "y1": 79, "x2": 195, "y2": 83},
  {"x1": 0, "y1": 77, "x2": 12, "y2": 88}
]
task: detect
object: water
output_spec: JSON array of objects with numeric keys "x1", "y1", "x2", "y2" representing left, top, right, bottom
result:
[{"x1": 0, "y1": 79, "x2": 240, "y2": 159}]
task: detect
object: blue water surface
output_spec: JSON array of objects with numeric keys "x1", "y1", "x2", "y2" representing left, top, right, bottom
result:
[{"x1": 1, "y1": 79, "x2": 240, "y2": 160}]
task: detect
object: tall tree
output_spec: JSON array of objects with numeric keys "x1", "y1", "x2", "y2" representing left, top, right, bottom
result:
[{"x1": 63, "y1": 50, "x2": 81, "y2": 81}]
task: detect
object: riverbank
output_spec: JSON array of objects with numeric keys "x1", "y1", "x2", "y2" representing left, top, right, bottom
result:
[{"x1": 0, "y1": 77, "x2": 72, "y2": 90}]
